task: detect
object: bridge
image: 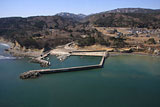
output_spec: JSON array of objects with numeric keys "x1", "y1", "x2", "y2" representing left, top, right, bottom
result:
[{"x1": 20, "y1": 50, "x2": 109, "y2": 79}]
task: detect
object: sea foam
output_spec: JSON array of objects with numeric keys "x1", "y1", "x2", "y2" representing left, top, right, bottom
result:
[
  {"x1": 0, "y1": 55, "x2": 16, "y2": 60},
  {"x1": 0, "y1": 43, "x2": 10, "y2": 47}
]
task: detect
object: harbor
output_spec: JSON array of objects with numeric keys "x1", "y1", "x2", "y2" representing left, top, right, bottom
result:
[
  {"x1": 20, "y1": 50, "x2": 108, "y2": 79},
  {"x1": 1, "y1": 43, "x2": 160, "y2": 107}
]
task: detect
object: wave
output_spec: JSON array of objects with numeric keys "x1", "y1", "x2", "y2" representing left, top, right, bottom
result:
[
  {"x1": 0, "y1": 55, "x2": 16, "y2": 60},
  {"x1": 0, "y1": 43, "x2": 10, "y2": 47}
]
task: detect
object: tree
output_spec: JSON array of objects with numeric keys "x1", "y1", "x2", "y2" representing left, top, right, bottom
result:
[
  {"x1": 95, "y1": 36, "x2": 110, "y2": 46},
  {"x1": 110, "y1": 37, "x2": 127, "y2": 48},
  {"x1": 77, "y1": 36, "x2": 95, "y2": 47},
  {"x1": 44, "y1": 43, "x2": 51, "y2": 52},
  {"x1": 34, "y1": 21, "x2": 46, "y2": 30},
  {"x1": 146, "y1": 38, "x2": 156, "y2": 44}
]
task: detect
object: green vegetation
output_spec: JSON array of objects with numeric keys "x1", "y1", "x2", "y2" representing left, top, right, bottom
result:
[
  {"x1": 16, "y1": 37, "x2": 42, "y2": 49},
  {"x1": 77, "y1": 36, "x2": 95, "y2": 47},
  {"x1": 34, "y1": 21, "x2": 47, "y2": 30},
  {"x1": 32, "y1": 33, "x2": 42, "y2": 37},
  {"x1": 110, "y1": 37, "x2": 127, "y2": 48},
  {"x1": 0, "y1": 9, "x2": 160, "y2": 50},
  {"x1": 146, "y1": 38, "x2": 156, "y2": 44},
  {"x1": 95, "y1": 36, "x2": 109, "y2": 46},
  {"x1": 91, "y1": 13, "x2": 160, "y2": 28},
  {"x1": 44, "y1": 43, "x2": 51, "y2": 52}
]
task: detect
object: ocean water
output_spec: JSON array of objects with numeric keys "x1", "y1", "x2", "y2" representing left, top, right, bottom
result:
[
  {"x1": 0, "y1": 43, "x2": 160, "y2": 107},
  {"x1": 0, "y1": 43, "x2": 15, "y2": 60}
]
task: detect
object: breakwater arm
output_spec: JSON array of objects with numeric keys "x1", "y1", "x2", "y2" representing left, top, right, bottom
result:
[{"x1": 20, "y1": 50, "x2": 109, "y2": 79}]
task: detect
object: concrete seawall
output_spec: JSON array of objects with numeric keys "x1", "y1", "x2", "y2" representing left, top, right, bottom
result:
[
  {"x1": 20, "y1": 50, "x2": 108, "y2": 79},
  {"x1": 71, "y1": 50, "x2": 106, "y2": 56}
]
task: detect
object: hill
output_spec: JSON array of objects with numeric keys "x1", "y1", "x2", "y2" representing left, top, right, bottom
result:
[
  {"x1": 0, "y1": 15, "x2": 105, "y2": 49},
  {"x1": 0, "y1": 8, "x2": 160, "y2": 50},
  {"x1": 0, "y1": 16, "x2": 83, "y2": 49},
  {"x1": 56, "y1": 12, "x2": 86, "y2": 21},
  {"x1": 84, "y1": 8, "x2": 160, "y2": 28},
  {"x1": 107, "y1": 8, "x2": 160, "y2": 13}
]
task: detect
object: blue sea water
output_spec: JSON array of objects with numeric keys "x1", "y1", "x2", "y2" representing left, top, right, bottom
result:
[{"x1": 0, "y1": 43, "x2": 160, "y2": 107}]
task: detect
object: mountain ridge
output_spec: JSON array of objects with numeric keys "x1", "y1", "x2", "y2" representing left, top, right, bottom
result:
[
  {"x1": 1, "y1": 8, "x2": 160, "y2": 19},
  {"x1": 56, "y1": 12, "x2": 86, "y2": 21},
  {"x1": 83, "y1": 8, "x2": 160, "y2": 28},
  {"x1": 0, "y1": 8, "x2": 160, "y2": 49},
  {"x1": 106, "y1": 8, "x2": 160, "y2": 13}
]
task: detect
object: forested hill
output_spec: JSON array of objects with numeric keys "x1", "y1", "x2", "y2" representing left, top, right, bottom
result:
[
  {"x1": 0, "y1": 15, "x2": 103, "y2": 49},
  {"x1": 0, "y1": 15, "x2": 77, "y2": 39},
  {"x1": 107, "y1": 8, "x2": 160, "y2": 13},
  {"x1": 0, "y1": 15, "x2": 84, "y2": 49},
  {"x1": 84, "y1": 8, "x2": 160, "y2": 28},
  {"x1": 56, "y1": 12, "x2": 86, "y2": 21},
  {"x1": 0, "y1": 8, "x2": 160, "y2": 49}
]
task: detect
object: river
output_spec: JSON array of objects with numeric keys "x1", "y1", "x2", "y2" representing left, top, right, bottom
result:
[{"x1": 0, "y1": 43, "x2": 160, "y2": 107}]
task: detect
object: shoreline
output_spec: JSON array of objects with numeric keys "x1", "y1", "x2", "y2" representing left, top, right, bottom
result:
[
  {"x1": 0, "y1": 38, "x2": 14, "y2": 47},
  {"x1": 0, "y1": 38, "x2": 44, "y2": 58},
  {"x1": 109, "y1": 52, "x2": 160, "y2": 57},
  {"x1": 50, "y1": 46, "x2": 160, "y2": 58},
  {"x1": 0, "y1": 38, "x2": 159, "y2": 59}
]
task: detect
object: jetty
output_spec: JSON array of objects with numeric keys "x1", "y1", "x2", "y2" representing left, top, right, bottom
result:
[
  {"x1": 71, "y1": 50, "x2": 107, "y2": 56},
  {"x1": 30, "y1": 52, "x2": 51, "y2": 67},
  {"x1": 20, "y1": 50, "x2": 109, "y2": 79}
]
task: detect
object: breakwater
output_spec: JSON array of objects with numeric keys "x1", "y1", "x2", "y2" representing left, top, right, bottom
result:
[
  {"x1": 20, "y1": 50, "x2": 108, "y2": 79},
  {"x1": 30, "y1": 52, "x2": 50, "y2": 67},
  {"x1": 71, "y1": 50, "x2": 106, "y2": 56}
]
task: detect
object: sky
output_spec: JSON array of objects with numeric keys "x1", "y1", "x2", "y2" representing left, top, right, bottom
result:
[{"x1": 1, "y1": 0, "x2": 160, "y2": 18}]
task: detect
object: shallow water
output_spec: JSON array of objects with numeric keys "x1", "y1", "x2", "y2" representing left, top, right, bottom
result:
[
  {"x1": 0, "y1": 43, "x2": 15, "y2": 59},
  {"x1": 0, "y1": 44, "x2": 160, "y2": 107}
]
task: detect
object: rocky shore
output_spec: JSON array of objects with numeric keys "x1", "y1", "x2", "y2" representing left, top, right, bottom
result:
[
  {"x1": 1, "y1": 37, "x2": 160, "y2": 61},
  {"x1": 1, "y1": 38, "x2": 43, "y2": 57},
  {"x1": 0, "y1": 38, "x2": 14, "y2": 47},
  {"x1": 20, "y1": 70, "x2": 41, "y2": 79}
]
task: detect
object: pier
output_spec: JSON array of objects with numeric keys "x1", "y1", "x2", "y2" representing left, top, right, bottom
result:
[
  {"x1": 30, "y1": 52, "x2": 51, "y2": 67},
  {"x1": 20, "y1": 50, "x2": 109, "y2": 79},
  {"x1": 71, "y1": 50, "x2": 106, "y2": 56}
]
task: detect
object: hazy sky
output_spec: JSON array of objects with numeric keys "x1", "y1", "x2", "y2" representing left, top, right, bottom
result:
[{"x1": 1, "y1": 0, "x2": 160, "y2": 18}]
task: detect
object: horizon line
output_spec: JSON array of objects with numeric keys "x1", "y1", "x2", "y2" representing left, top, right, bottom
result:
[{"x1": 0, "y1": 7, "x2": 160, "y2": 18}]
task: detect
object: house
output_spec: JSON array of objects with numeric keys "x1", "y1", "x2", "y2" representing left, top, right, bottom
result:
[
  {"x1": 107, "y1": 29, "x2": 117, "y2": 34},
  {"x1": 146, "y1": 35, "x2": 151, "y2": 37},
  {"x1": 117, "y1": 32, "x2": 123, "y2": 36},
  {"x1": 133, "y1": 33, "x2": 139, "y2": 37},
  {"x1": 115, "y1": 35, "x2": 120, "y2": 39},
  {"x1": 80, "y1": 35, "x2": 89, "y2": 38}
]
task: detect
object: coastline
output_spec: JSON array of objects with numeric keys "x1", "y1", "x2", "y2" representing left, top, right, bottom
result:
[
  {"x1": 1, "y1": 37, "x2": 159, "y2": 59},
  {"x1": 0, "y1": 38, "x2": 43, "y2": 58},
  {"x1": 7, "y1": 48, "x2": 44, "y2": 58},
  {"x1": 50, "y1": 45, "x2": 160, "y2": 58},
  {"x1": 109, "y1": 52, "x2": 160, "y2": 57},
  {"x1": 0, "y1": 38, "x2": 14, "y2": 47}
]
